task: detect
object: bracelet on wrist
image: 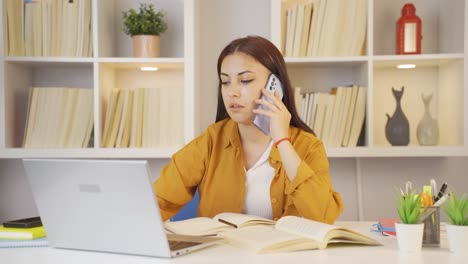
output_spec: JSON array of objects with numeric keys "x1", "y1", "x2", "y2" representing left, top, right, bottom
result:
[{"x1": 274, "y1": 137, "x2": 291, "y2": 148}]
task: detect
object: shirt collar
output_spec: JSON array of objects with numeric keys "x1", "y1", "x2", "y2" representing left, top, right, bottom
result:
[
  {"x1": 223, "y1": 118, "x2": 294, "y2": 163},
  {"x1": 224, "y1": 119, "x2": 241, "y2": 149}
]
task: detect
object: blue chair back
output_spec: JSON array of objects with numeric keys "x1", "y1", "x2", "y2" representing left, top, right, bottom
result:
[{"x1": 170, "y1": 189, "x2": 199, "y2": 221}]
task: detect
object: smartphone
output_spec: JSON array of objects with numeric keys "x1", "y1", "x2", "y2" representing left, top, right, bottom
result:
[
  {"x1": 2, "y1": 216, "x2": 42, "y2": 228},
  {"x1": 253, "y1": 73, "x2": 284, "y2": 135}
]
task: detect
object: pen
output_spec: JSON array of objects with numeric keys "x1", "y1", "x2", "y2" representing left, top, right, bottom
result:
[
  {"x1": 435, "y1": 183, "x2": 448, "y2": 202},
  {"x1": 433, "y1": 193, "x2": 450, "y2": 207}
]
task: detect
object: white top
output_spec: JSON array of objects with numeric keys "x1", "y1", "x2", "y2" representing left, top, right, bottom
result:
[{"x1": 243, "y1": 141, "x2": 274, "y2": 219}]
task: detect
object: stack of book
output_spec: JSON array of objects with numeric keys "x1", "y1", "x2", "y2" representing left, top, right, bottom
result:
[
  {"x1": 101, "y1": 87, "x2": 183, "y2": 148},
  {"x1": 4, "y1": 0, "x2": 93, "y2": 56},
  {"x1": 22, "y1": 87, "x2": 94, "y2": 148},
  {"x1": 0, "y1": 225, "x2": 47, "y2": 248},
  {"x1": 295, "y1": 85, "x2": 366, "y2": 147},
  {"x1": 282, "y1": 0, "x2": 367, "y2": 57}
]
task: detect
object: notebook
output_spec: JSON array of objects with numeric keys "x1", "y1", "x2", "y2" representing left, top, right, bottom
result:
[
  {"x1": 0, "y1": 238, "x2": 48, "y2": 248},
  {"x1": 22, "y1": 159, "x2": 222, "y2": 258}
]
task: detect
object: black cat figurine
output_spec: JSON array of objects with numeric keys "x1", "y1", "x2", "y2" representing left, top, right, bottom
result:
[{"x1": 385, "y1": 86, "x2": 410, "y2": 146}]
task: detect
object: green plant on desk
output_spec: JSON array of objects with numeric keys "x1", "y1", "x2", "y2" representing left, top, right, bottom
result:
[
  {"x1": 443, "y1": 193, "x2": 468, "y2": 253},
  {"x1": 396, "y1": 190, "x2": 423, "y2": 224},
  {"x1": 444, "y1": 194, "x2": 468, "y2": 226}
]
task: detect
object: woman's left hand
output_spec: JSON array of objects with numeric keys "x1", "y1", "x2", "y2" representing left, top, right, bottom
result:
[{"x1": 253, "y1": 89, "x2": 291, "y2": 141}]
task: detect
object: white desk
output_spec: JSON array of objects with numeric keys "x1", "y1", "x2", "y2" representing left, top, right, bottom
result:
[{"x1": 0, "y1": 222, "x2": 465, "y2": 264}]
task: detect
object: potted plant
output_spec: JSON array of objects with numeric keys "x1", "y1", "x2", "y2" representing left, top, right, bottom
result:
[
  {"x1": 443, "y1": 193, "x2": 468, "y2": 253},
  {"x1": 122, "y1": 3, "x2": 168, "y2": 57},
  {"x1": 395, "y1": 190, "x2": 425, "y2": 252}
]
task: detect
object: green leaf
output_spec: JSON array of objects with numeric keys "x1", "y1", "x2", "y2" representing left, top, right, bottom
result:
[
  {"x1": 122, "y1": 3, "x2": 168, "y2": 36},
  {"x1": 443, "y1": 193, "x2": 468, "y2": 225}
]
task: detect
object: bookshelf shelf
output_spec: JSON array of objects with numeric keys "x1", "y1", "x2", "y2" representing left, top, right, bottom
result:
[
  {"x1": 325, "y1": 146, "x2": 467, "y2": 158},
  {"x1": 4, "y1": 57, "x2": 95, "y2": 63},
  {"x1": 0, "y1": 147, "x2": 181, "y2": 159},
  {"x1": 285, "y1": 56, "x2": 369, "y2": 65},
  {"x1": 97, "y1": 57, "x2": 184, "y2": 65}
]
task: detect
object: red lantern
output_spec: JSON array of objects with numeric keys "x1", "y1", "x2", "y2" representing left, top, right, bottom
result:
[{"x1": 396, "y1": 3, "x2": 422, "y2": 54}]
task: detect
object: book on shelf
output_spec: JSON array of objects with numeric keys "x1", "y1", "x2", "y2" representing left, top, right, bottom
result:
[
  {"x1": 22, "y1": 87, "x2": 94, "y2": 148},
  {"x1": 5, "y1": 0, "x2": 92, "y2": 56},
  {"x1": 105, "y1": 88, "x2": 125, "y2": 148},
  {"x1": 0, "y1": 225, "x2": 46, "y2": 240},
  {"x1": 164, "y1": 213, "x2": 275, "y2": 236},
  {"x1": 346, "y1": 86, "x2": 366, "y2": 147},
  {"x1": 281, "y1": 0, "x2": 367, "y2": 57},
  {"x1": 331, "y1": 87, "x2": 352, "y2": 147},
  {"x1": 341, "y1": 85, "x2": 359, "y2": 146},
  {"x1": 220, "y1": 216, "x2": 382, "y2": 254},
  {"x1": 320, "y1": 92, "x2": 336, "y2": 145},
  {"x1": 130, "y1": 88, "x2": 145, "y2": 148},
  {"x1": 101, "y1": 88, "x2": 120, "y2": 147},
  {"x1": 306, "y1": 92, "x2": 315, "y2": 128}
]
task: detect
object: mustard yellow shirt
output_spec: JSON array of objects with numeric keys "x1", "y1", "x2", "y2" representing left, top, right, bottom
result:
[{"x1": 154, "y1": 118, "x2": 344, "y2": 224}]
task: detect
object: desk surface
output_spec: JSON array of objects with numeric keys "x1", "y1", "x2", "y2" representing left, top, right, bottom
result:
[{"x1": 0, "y1": 221, "x2": 465, "y2": 264}]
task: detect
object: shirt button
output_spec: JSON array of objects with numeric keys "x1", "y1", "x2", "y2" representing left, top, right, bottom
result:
[{"x1": 271, "y1": 198, "x2": 277, "y2": 203}]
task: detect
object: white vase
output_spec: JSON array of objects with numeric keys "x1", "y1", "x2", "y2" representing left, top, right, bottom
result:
[
  {"x1": 416, "y1": 93, "x2": 439, "y2": 145},
  {"x1": 395, "y1": 223, "x2": 424, "y2": 252},
  {"x1": 446, "y1": 224, "x2": 468, "y2": 254}
]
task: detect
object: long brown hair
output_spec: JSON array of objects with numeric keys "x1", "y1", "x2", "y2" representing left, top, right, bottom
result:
[{"x1": 215, "y1": 35, "x2": 313, "y2": 134}]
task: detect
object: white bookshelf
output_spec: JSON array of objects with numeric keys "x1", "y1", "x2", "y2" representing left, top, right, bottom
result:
[
  {"x1": 271, "y1": 0, "x2": 467, "y2": 157},
  {"x1": 0, "y1": 0, "x2": 466, "y2": 158},
  {"x1": 0, "y1": 0, "x2": 196, "y2": 158}
]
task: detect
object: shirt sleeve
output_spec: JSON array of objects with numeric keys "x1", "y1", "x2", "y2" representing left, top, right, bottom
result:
[
  {"x1": 283, "y1": 140, "x2": 344, "y2": 224},
  {"x1": 153, "y1": 132, "x2": 210, "y2": 221}
]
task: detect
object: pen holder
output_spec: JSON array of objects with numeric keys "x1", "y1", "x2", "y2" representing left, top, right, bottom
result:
[{"x1": 422, "y1": 206, "x2": 440, "y2": 246}]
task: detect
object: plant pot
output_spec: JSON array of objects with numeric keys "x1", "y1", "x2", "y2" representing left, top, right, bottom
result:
[
  {"x1": 132, "y1": 35, "x2": 160, "y2": 57},
  {"x1": 395, "y1": 222, "x2": 424, "y2": 252},
  {"x1": 446, "y1": 224, "x2": 468, "y2": 254}
]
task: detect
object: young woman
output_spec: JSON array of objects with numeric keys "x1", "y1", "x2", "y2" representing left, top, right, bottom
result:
[{"x1": 154, "y1": 35, "x2": 343, "y2": 224}]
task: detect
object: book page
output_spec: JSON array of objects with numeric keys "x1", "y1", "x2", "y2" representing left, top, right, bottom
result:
[
  {"x1": 275, "y1": 216, "x2": 337, "y2": 247},
  {"x1": 213, "y1": 212, "x2": 275, "y2": 228},
  {"x1": 276, "y1": 216, "x2": 381, "y2": 248},
  {"x1": 164, "y1": 217, "x2": 232, "y2": 236},
  {"x1": 220, "y1": 225, "x2": 317, "y2": 253}
]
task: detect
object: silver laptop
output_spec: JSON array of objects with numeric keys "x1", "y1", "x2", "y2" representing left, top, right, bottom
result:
[{"x1": 22, "y1": 159, "x2": 222, "y2": 258}]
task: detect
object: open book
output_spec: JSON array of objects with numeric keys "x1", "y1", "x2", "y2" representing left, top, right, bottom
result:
[
  {"x1": 164, "y1": 212, "x2": 275, "y2": 236},
  {"x1": 219, "y1": 216, "x2": 382, "y2": 253}
]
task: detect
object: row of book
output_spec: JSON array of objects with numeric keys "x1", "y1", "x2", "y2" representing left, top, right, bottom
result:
[
  {"x1": 5, "y1": 0, "x2": 93, "y2": 56},
  {"x1": 23, "y1": 87, "x2": 94, "y2": 148},
  {"x1": 295, "y1": 85, "x2": 366, "y2": 147},
  {"x1": 101, "y1": 87, "x2": 184, "y2": 148},
  {"x1": 282, "y1": 0, "x2": 367, "y2": 57}
]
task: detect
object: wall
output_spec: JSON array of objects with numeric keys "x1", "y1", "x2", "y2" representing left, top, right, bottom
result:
[{"x1": 2, "y1": 157, "x2": 467, "y2": 223}]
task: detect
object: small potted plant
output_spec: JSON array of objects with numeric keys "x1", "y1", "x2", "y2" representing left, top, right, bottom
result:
[
  {"x1": 122, "y1": 3, "x2": 168, "y2": 57},
  {"x1": 443, "y1": 193, "x2": 468, "y2": 253},
  {"x1": 395, "y1": 189, "x2": 425, "y2": 252}
]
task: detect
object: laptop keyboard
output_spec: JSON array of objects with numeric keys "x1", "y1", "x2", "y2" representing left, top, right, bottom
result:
[{"x1": 168, "y1": 240, "x2": 202, "y2": 251}]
